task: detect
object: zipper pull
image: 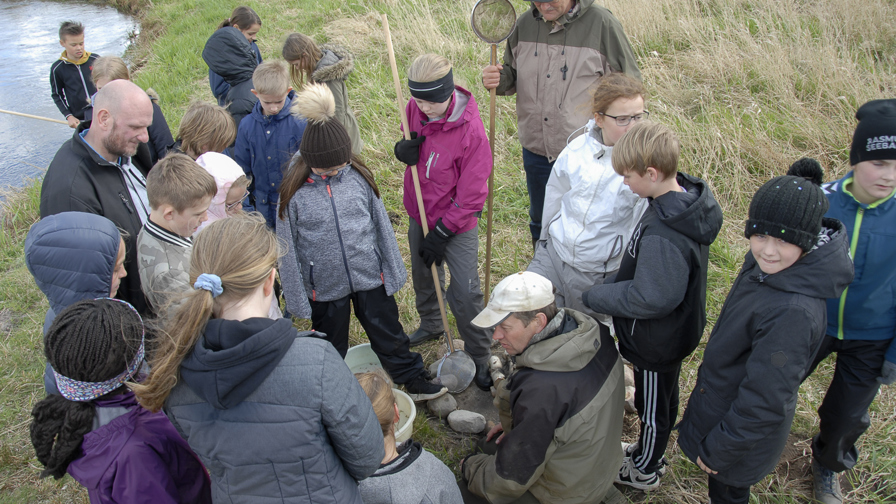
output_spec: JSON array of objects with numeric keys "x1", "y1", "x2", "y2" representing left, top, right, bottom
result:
[
  {"x1": 425, "y1": 152, "x2": 435, "y2": 179},
  {"x1": 118, "y1": 192, "x2": 133, "y2": 214}
]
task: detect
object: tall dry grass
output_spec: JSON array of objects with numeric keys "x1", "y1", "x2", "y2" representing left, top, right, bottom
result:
[{"x1": 1, "y1": 0, "x2": 894, "y2": 502}]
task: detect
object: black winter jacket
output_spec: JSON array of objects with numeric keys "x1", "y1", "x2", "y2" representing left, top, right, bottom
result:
[
  {"x1": 677, "y1": 218, "x2": 854, "y2": 487},
  {"x1": 39, "y1": 124, "x2": 153, "y2": 314},
  {"x1": 202, "y1": 27, "x2": 258, "y2": 125},
  {"x1": 584, "y1": 172, "x2": 723, "y2": 372}
]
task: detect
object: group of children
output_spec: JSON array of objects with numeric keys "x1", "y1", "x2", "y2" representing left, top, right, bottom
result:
[{"x1": 36, "y1": 8, "x2": 895, "y2": 504}]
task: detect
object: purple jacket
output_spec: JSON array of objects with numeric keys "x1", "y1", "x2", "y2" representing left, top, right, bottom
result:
[
  {"x1": 66, "y1": 391, "x2": 211, "y2": 504},
  {"x1": 402, "y1": 86, "x2": 492, "y2": 235}
]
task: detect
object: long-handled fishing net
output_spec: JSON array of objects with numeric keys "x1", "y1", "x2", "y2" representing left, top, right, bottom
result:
[
  {"x1": 382, "y1": 14, "x2": 476, "y2": 393},
  {"x1": 471, "y1": 0, "x2": 517, "y2": 304}
]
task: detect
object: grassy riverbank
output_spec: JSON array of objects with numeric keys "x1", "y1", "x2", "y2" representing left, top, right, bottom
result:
[{"x1": 2, "y1": 0, "x2": 895, "y2": 502}]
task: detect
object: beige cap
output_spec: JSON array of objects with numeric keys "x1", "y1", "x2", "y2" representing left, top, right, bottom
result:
[{"x1": 471, "y1": 272, "x2": 555, "y2": 328}]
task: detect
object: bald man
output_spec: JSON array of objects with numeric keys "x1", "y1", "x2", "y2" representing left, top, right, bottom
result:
[{"x1": 41, "y1": 79, "x2": 155, "y2": 314}]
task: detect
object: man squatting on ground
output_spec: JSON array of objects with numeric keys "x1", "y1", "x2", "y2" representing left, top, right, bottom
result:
[{"x1": 460, "y1": 272, "x2": 625, "y2": 504}]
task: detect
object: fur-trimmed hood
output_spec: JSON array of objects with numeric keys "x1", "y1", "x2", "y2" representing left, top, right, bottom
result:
[{"x1": 312, "y1": 44, "x2": 355, "y2": 83}]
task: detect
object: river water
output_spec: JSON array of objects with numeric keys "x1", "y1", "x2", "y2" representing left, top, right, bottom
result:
[{"x1": 0, "y1": 0, "x2": 136, "y2": 190}]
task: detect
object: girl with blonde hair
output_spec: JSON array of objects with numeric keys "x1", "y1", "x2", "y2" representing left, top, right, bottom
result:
[
  {"x1": 355, "y1": 370, "x2": 462, "y2": 504},
  {"x1": 133, "y1": 213, "x2": 383, "y2": 503},
  {"x1": 392, "y1": 53, "x2": 494, "y2": 390},
  {"x1": 282, "y1": 33, "x2": 362, "y2": 153}
]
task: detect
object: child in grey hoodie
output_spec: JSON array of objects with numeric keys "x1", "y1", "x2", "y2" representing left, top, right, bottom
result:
[
  {"x1": 356, "y1": 370, "x2": 462, "y2": 504},
  {"x1": 276, "y1": 84, "x2": 445, "y2": 401}
]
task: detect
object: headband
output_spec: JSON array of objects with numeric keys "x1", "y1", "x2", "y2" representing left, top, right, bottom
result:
[
  {"x1": 194, "y1": 273, "x2": 223, "y2": 298},
  {"x1": 408, "y1": 69, "x2": 455, "y2": 104},
  {"x1": 54, "y1": 298, "x2": 145, "y2": 402}
]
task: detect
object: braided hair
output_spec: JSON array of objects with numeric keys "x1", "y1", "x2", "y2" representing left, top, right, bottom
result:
[{"x1": 30, "y1": 299, "x2": 143, "y2": 479}]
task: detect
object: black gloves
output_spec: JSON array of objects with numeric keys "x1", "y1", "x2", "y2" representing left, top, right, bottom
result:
[
  {"x1": 419, "y1": 219, "x2": 455, "y2": 268},
  {"x1": 394, "y1": 132, "x2": 426, "y2": 166}
]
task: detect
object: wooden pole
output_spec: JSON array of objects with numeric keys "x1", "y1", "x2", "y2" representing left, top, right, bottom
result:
[
  {"x1": 382, "y1": 14, "x2": 455, "y2": 353},
  {"x1": 0, "y1": 109, "x2": 68, "y2": 125},
  {"x1": 484, "y1": 44, "x2": 498, "y2": 304}
]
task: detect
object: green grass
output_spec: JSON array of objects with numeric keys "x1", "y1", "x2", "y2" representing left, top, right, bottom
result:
[{"x1": 2, "y1": 0, "x2": 896, "y2": 502}]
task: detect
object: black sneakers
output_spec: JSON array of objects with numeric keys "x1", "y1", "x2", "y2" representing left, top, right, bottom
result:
[{"x1": 405, "y1": 374, "x2": 448, "y2": 402}]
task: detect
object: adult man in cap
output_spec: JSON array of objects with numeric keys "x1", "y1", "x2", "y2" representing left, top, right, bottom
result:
[
  {"x1": 40, "y1": 79, "x2": 155, "y2": 315},
  {"x1": 461, "y1": 271, "x2": 625, "y2": 503},
  {"x1": 481, "y1": 0, "x2": 640, "y2": 247}
]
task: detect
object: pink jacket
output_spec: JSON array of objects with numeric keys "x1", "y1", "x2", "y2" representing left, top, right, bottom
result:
[{"x1": 402, "y1": 86, "x2": 492, "y2": 235}]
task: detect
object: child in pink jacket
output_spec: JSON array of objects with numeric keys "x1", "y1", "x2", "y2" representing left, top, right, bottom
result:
[{"x1": 393, "y1": 53, "x2": 494, "y2": 390}]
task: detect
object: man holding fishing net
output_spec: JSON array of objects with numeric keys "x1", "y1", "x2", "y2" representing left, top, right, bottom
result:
[{"x1": 481, "y1": 0, "x2": 640, "y2": 248}]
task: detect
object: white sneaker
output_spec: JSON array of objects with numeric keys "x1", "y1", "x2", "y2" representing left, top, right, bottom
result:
[
  {"x1": 621, "y1": 441, "x2": 667, "y2": 477},
  {"x1": 615, "y1": 455, "x2": 660, "y2": 491}
]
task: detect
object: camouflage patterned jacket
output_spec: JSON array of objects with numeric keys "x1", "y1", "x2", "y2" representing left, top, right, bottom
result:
[{"x1": 137, "y1": 219, "x2": 193, "y2": 315}]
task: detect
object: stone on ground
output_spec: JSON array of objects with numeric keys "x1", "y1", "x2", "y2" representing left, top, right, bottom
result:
[
  {"x1": 427, "y1": 393, "x2": 457, "y2": 418},
  {"x1": 447, "y1": 409, "x2": 486, "y2": 434}
]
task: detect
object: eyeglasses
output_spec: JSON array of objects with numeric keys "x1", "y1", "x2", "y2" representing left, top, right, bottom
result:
[
  {"x1": 225, "y1": 190, "x2": 250, "y2": 212},
  {"x1": 598, "y1": 111, "x2": 650, "y2": 127}
]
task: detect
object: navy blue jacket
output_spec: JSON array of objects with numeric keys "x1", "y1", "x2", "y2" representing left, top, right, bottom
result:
[
  {"x1": 25, "y1": 212, "x2": 121, "y2": 333},
  {"x1": 677, "y1": 218, "x2": 854, "y2": 487},
  {"x1": 25, "y1": 211, "x2": 122, "y2": 394},
  {"x1": 234, "y1": 95, "x2": 306, "y2": 227},
  {"x1": 209, "y1": 42, "x2": 262, "y2": 107},
  {"x1": 823, "y1": 172, "x2": 896, "y2": 364},
  {"x1": 148, "y1": 98, "x2": 174, "y2": 164},
  {"x1": 202, "y1": 27, "x2": 258, "y2": 125}
]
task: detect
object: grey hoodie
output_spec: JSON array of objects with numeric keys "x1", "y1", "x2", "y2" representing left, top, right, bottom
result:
[
  {"x1": 359, "y1": 440, "x2": 462, "y2": 504},
  {"x1": 166, "y1": 317, "x2": 385, "y2": 503}
]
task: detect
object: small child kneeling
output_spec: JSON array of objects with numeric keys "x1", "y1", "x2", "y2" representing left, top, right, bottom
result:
[
  {"x1": 676, "y1": 160, "x2": 854, "y2": 503},
  {"x1": 355, "y1": 370, "x2": 462, "y2": 504},
  {"x1": 30, "y1": 298, "x2": 211, "y2": 503}
]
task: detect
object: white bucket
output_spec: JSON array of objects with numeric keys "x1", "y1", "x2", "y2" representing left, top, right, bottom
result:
[
  {"x1": 344, "y1": 343, "x2": 383, "y2": 374},
  {"x1": 344, "y1": 344, "x2": 416, "y2": 443},
  {"x1": 392, "y1": 388, "x2": 416, "y2": 443}
]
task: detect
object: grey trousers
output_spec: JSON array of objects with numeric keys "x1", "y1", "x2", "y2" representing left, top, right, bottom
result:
[
  {"x1": 528, "y1": 237, "x2": 613, "y2": 326},
  {"x1": 408, "y1": 218, "x2": 492, "y2": 363}
]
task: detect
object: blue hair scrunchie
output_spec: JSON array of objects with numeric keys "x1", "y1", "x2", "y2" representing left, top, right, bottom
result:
[{"x1": 194, "y1": 273, "x2": 223, "y2": 298}]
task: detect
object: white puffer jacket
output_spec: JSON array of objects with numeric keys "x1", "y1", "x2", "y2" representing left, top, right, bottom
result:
[{"x1": 540, "y1": 119, "x2": 647, "y2": 273}]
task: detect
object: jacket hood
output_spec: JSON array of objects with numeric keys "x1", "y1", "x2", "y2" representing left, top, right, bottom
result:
[
  {"x1": 651, "y1": 172, "x2": 723, "y2": 246},
  {"x1": 202, "y1": 27, "x2": 256, "y2": 86},
  {"x1": 195, "y1": 152, "x2": 246, "y2": 231},
  {"x1": 179, "y1": 317, "x2": 298, "y2": 409},
  {"x1": 248, "y1": 93, "x2": 295, "y2": 124},
  {"x1": 59, "y1": 50, "x2": 92, "y2": 65},
  {"x1": 744, "y1": 217, "x2": 854, "y2": 300},
  {"x1": 25, "y1": 212, "x2": 120, "y2": 321},
  {"x1": 410, "y1": 86, "x2": 479, "y2": 133},
  {"x1": 312, "y1": 44, "x2": 355, "y2": 82},
  {"x1": 372, "y1": 440, "x2": 422, "y2": 477},
  {"x1": 516, "y1": 309, "x2": 601, "y2": 372}
]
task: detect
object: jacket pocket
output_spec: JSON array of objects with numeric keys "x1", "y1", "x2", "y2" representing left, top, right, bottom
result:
[{"x1": 680, "y1": 377, "x2": 729, "y2": 443}]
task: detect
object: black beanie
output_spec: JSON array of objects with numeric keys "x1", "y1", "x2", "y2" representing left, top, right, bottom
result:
[
  {"x1": 744, "y1": 158, "x2": 829, "y2": 252},
  {"x1": 850, "y1": 99, "x2": 896, "y2": 165},
  {"x1": 291, "y1": 84, "x2": 352, "y2": 169}
]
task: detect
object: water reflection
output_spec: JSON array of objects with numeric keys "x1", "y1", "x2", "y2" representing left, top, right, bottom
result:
[{"x1": 0, "y1": 0, "x2": 135, "y2": 190}]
